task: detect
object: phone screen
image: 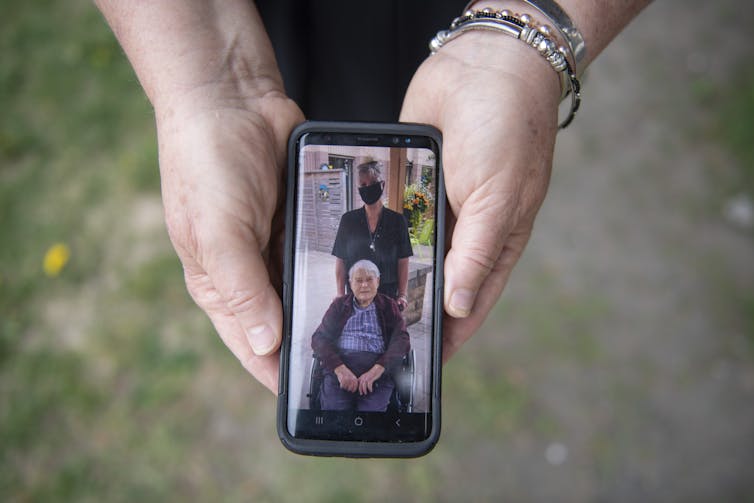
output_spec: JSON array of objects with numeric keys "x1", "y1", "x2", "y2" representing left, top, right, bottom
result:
[{"x1": 281, "y1": 126, "x2": 442, "y2": 448}]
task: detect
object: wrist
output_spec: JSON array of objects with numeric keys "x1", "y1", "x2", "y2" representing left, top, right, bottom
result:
[
  {"x1": 432, "y1": 27, "x2": 561, "y2": 105},
  {"x1": 465, "y1": 0, "x2": 583, "y2": 77},
  {"x1": 464, "y1": 0, "x2": 651, "y2": 68},
  {"x1": 97, "y1": 0, "x2": 285, "y2": 119},
  {"x1": 430, "y1": 5, "x2": 582, "y2": 126},
  {"x1": 153, "y1": 65, "x2": 285, "y2": 126}
]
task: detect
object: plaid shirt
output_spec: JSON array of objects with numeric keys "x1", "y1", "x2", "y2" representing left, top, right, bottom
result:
[{"x1": 337, "y1": 298, "x2": 385, "y2": 353}]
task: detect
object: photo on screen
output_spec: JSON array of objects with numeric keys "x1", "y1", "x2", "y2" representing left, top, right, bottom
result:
[{"x1": 287, "y1": 142, "x2": 438, "y2": 419}]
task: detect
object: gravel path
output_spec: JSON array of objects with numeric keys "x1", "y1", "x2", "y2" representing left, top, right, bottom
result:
[{"x1": 455, "y1": 0, "x2": 754, "y2": 500}]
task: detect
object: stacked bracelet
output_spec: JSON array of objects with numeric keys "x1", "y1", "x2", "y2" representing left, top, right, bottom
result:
[
  {"x1": 463, "y1": 0, "x2": 586, "y2": 77},
  {"x1": 430, "y1": 8, "x2": 581, "y2": 129}
]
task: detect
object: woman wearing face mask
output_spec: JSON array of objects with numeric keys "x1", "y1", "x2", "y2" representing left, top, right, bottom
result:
[{"x1": 332, "y1": 161, "x2": 412, "y2": 311}]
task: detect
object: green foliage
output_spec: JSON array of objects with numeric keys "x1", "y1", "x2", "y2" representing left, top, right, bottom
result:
[
  {"x1": 418, "y1": 217, "x2": 435, "y2": 246},
  {"x1": 403, "y1": 183, "x2": 432, "y2": 215}
]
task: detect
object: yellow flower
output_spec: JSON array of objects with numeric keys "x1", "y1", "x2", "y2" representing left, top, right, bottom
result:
[{"x1": 43, "y1": 243, "x2": 70, "y2": 277}]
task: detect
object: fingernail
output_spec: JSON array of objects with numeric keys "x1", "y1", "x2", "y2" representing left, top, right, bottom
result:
[
  {"x1": 247, "y1": 324, "x2": 277, "y2": 355},
  {"x1": 449, "y1": 288, "x2": 474, "y2": 317}
]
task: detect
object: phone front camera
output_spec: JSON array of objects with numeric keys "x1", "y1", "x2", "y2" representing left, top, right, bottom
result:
[{"x1": 405, "y1": 137, "x2": 412, "y2": 144}]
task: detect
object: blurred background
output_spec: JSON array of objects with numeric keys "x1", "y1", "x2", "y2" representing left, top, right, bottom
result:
[{"x1": 1, "y1": 0, "x2": 753, "y2": 501}]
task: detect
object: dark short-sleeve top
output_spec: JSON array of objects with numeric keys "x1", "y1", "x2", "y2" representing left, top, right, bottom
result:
[{"x1": 332, "y1": 207, "x2": 413, "y2": 288}]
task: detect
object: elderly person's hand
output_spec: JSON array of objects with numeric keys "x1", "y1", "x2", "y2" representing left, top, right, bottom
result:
[
  {"x1": 400, "y1": 0, "x2": 649, "y2": 362},
  {"x1": 96, "y1": 0, "x2": 303, "y2": 393},
  {"x1": 357, "y1": 364, "x2": 385, "y2": 395},
  {"x1": 334, "y1": 364, "x2": 359, "y2": 393},
  {"x1": 401, "y1": 31, "x2": 558, "y2": 362},
  {"x1": 401, "y1": 0, "x2": 649, "y2": 360},
  {"x1": 160, "y1": 93, "x2": 302, "y2": 392}
]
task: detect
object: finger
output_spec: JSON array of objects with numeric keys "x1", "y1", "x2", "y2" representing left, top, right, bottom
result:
[
  {"x1": 199, "y1": 230, "x2": 283, "y2": 356},
  {"x1": 193, "y1": 289, "x2": 280, "y2": 393},
  {"x1": 442, "y1": 229, "x2": 531, "y2": 362},
  {"x1": 404, "y1": 98, "x2": 527, "y2": 320},
  {"x1": 443, "y1": 181, "x2": 521, "y2": 318}
]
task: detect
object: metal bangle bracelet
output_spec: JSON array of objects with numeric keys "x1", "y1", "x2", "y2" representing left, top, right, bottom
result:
[
  {"x1": 463, "y1": 0, "x2": 586, "y2": 77},
  {"x1": 430, "y1": 11, "x2": 581, "y2": 129}
]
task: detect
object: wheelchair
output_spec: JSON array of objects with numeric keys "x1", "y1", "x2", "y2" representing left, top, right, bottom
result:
[{"x1": 307, "y1": 349, "x2": 416, "y2": 413}]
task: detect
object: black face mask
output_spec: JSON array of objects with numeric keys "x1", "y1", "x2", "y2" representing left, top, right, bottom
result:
[{"x1": 359, "y1": 181, "x2": 383, "y2": 205}]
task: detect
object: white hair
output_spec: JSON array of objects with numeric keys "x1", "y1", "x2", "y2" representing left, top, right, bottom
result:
[
  {"x1": 357, "y1": 161, "x2": 383, "y2": 182},
  {"x1": 348, "y1": 259, "x2": 380, "y2": 280}
]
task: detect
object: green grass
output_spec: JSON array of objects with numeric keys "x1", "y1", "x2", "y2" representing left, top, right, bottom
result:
[{"x1": 0, "y1": 1, "x2": 182, "y2": 499}]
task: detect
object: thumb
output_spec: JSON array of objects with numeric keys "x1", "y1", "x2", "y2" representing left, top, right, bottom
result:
[
  {"x1": 444, "y1": 190, "x2": 518, "y2": 318},
  {"x1": 204, "y1": 236, "x2": 282, "y2": 356}
]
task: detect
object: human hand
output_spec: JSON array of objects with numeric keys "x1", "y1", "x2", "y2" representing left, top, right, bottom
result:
[
  {"x1": 396, "y1": 296, "x2": 408, "y2": 312},
  {"x1": 95, "y1": 1, "x2": 305, "y2": 394},
  {"x1": 400, "y1": 29, "x2": 560, "y2": 361},
  {"x1": 357, "y1": 364, "x2": 385, "y2": 395},
  {"x1": 157, "y1": 88, "x2": 303, "y2": 393},
  {"x1": 334, "y1": 364, "x2": 359, "y2": 393}
]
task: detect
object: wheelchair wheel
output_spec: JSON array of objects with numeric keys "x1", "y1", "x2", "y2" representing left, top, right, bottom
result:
[
  {"x1": 393, "y1": 349, "x2": 415, "y2": 413},
  {"x1": 307, "y1": 356, "x2": 323, "y2": 410}
]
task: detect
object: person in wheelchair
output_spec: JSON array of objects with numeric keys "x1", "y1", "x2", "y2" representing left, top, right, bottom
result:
[{"x1": 311, "y1": 259, "x2": 410, "y2": 412}]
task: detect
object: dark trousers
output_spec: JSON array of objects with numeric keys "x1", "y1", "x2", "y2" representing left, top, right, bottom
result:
[{"x1": 320, "y1": 351, "x2": 395, "y2": 412}]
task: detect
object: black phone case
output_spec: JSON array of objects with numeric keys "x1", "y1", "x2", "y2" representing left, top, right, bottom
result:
[{"x1": 277, "y1": 121, "x2": 445, "y2": 458}]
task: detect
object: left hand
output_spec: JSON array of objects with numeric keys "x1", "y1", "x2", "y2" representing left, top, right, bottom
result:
[
  {"x1": 357, "y1": 364, "x2": 385, "y2": 395},
  {"x1": 400, "y1": 30, "x2": 560, "y2": 362}
]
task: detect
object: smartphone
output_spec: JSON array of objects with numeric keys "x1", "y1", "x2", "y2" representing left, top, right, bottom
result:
[{"x1": 277, "y1": 121, "x2": 444, "y2": 458}]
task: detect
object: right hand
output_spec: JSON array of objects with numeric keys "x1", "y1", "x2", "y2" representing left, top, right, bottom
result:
[
  {"x1": 158, "y1": 86, "x2": 303, "y2": 394},
  {"x1": 357, "y1": 364, "x2": 385, "y2": 395},
  {"x1": 333, "y1": 364, "x2": 359, "y2": 393},
  {"x1": 96, "y1": 0, "x2": 304, "y2": 395}
]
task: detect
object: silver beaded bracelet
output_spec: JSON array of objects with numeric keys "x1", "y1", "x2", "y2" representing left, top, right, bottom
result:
[
  {"x1": 462, "y1": 0, "x2": 586, "y2": 78},
  {"x1": 430, "y1": 8, "x2": 581, "y2": 129}
]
